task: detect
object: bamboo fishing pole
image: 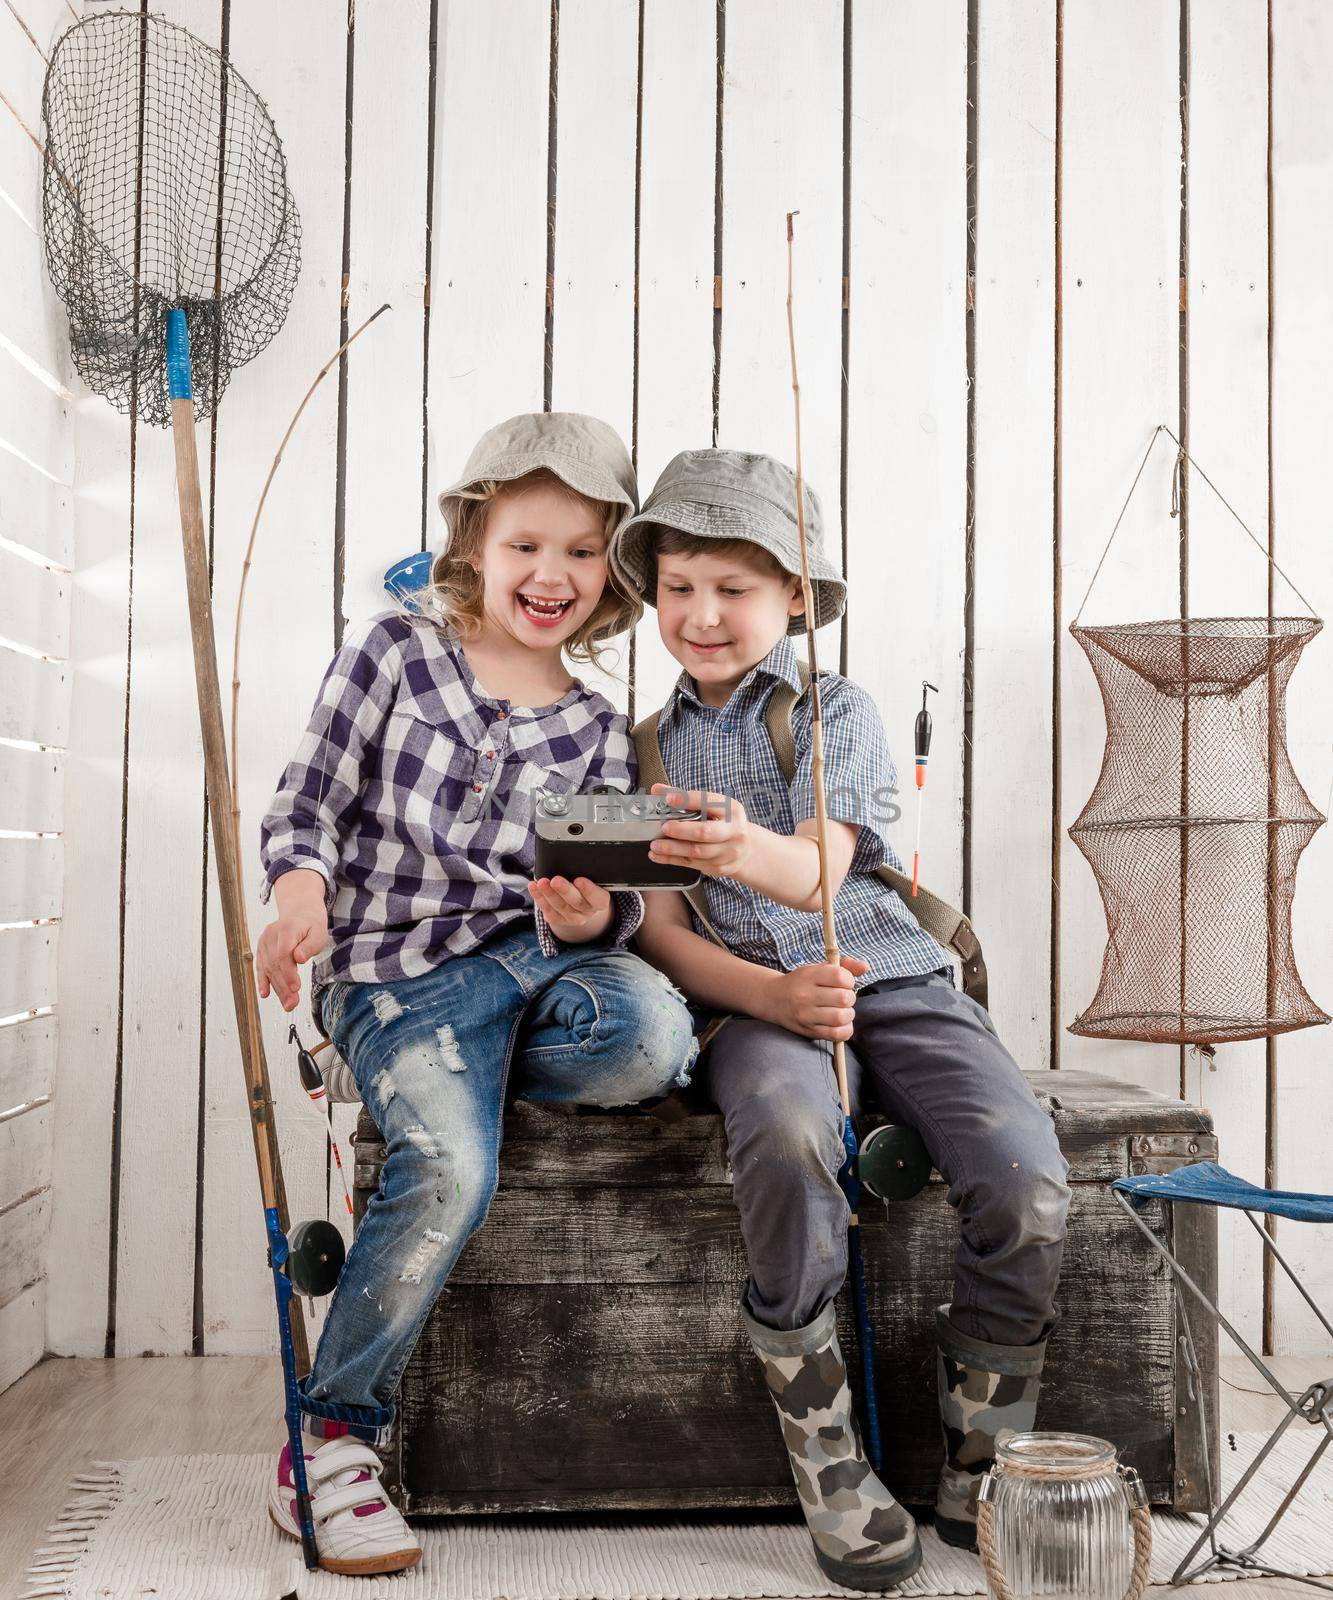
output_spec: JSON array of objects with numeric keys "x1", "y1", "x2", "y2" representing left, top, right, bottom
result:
[
  {"x1": 785, "y1": 210, "x2": 882, "y2": 1468},
  {"x1": 784, "y1": 210, "x2": 849, "y2": 1119},
  {"x1": 227, "y1": 304, "x2": 390, "y2": 1266}
]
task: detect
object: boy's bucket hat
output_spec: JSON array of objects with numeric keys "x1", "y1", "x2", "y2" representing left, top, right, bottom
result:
[
  {"x1": 436, "y1": 412, "x2": 638, "y2": 535},
  {"x1": 610, "y1": 448, "x2": 846, "y2": 634}
]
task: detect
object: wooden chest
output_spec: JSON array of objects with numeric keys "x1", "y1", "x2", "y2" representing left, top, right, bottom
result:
[{"x1": 352, "y1": 1069, "x2": 1218, "y2": 1516}]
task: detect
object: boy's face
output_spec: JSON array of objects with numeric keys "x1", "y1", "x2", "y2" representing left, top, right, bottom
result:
[
  {"x1": 475, "y1": 483, "x2": 608, "y2": 649},
  {"x1": 655, "y1": 547, "x2": 804, "y2": 706}
]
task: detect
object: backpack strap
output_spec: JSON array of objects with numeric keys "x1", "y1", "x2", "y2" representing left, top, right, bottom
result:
[
  {"x1": 627, "y1": 713, "x2": 739, "y2": 1100},
  {"x1": 761, "y1": 669, "x2": 990, "y2": 1011},
  {"x1": 631, "y1": 712, "x2": 724, "y2": 944},
  {"x1": 870, "y1": 864, "x2": 988, "y2": 1009}
]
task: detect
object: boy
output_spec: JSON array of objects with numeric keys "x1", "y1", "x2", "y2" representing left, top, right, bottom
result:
[{"x1": 612, "y1": 450, "x2": 1071, "y2": 1590}]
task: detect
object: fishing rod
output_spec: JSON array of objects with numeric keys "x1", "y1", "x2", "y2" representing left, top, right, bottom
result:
[{"x1": 784, "y1": 212, "x2": 882, "y2": 1469}]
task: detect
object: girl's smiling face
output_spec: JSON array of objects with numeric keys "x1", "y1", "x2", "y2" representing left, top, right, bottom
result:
[{"x1": 475, "y1": 482, "x2": 610, "y2": 648}]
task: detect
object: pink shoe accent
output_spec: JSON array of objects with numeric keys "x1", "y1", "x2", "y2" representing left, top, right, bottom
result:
[
  {"x1": 280, "y1": 1436, "x2": 383, "y2": 1517},
  {"x1": 352, "y1": 1473, "x2": 384, "y2": 1518}
]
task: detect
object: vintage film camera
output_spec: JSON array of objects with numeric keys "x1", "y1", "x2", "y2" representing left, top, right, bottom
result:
[{"x1": 534, "y1": 788, "x2": 706, "y2": 890}]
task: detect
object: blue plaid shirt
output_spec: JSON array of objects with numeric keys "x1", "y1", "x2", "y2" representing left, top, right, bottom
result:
[
  {"x1": 260, "y1": 610, "x2": 643, "y2": 990},
  {"x1": 653, "y1": 637, "x2": 954, "y2": 989}
]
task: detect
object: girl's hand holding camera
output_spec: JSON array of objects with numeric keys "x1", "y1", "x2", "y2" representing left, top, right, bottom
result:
[
  {"x1": 647, "y1": 783, "x2": 751, "y2": 877},
  {"x1": 256, "y1": 866, "x2": 330, "y2": 1012},
  {"x1": 528, "y1": 875, "x2": 614, "y2": 943}
]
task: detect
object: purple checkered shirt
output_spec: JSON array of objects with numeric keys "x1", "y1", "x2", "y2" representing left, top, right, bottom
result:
[{"x1": 259, "y1": 610, "x2": 644, "y2": 995}]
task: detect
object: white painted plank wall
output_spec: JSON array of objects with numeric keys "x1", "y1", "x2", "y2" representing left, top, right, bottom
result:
[
  {"x1": 1185, "y1": 0, "x2": 1272, "y2": 1351},
  {"x1": 847, "y1": 0, "x2": 968, "y2": 920},
  {"x1": 201, "y1": 0, "x2": 352, "y2": 1358},
  {"x1": 721, "y1": 0, "x2": 844, "y2": 683},
  {"x1": 427, "y1": 0, "x2": 550, "y2": 507},
  {"x1": 1270, "y1": 0, "x2": 1333, "y2": 1354},
  {"x1": 631, "y1": 0, "x2": 717, "y2": 719},
  {"x1": 971, "y1": 0, "x2": 1057, "y2": 1070},
  {"x1": 332, "y1": 0, "x2": 435, "y2": 1329},
  {"x1": 19, "y1": 2, "x2": 1333, "y2": 1378},
  {"x1": 1058, "y1": 2, "x2": 1182, "y2": 1097},
  {"x1": 0, "y1": 0, "x2": 75, "y2": 1393},
  {"x1": 342, "y1": 0, "x2": 432, "y2": 631},
  {"x1": 550, "y1": 0, "x2": 639, "y2": 715}
]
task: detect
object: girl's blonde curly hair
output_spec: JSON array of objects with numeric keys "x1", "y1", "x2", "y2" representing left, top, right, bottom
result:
[{"x1": 420, "y1": 469, "x2": 640, "y2": 669}]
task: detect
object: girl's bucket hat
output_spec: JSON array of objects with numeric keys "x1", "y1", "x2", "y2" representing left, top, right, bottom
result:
[
  {"x1": 610, "y1": 448, "x2": 847, "y2": 634},
  {"x1": 436, "y1": 412, "x2": 638, "y2": 535}
]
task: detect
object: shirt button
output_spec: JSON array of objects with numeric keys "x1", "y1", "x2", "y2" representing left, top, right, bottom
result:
[
  {"x1": 472, "y1": 783, "x2": 483, "y2": 793},
  {"x1": 485, "y1": 750, "x2": 495, "y2": 759},
  {"x1": 495, "y1": 710, "x2": 507, "y2": 720}
]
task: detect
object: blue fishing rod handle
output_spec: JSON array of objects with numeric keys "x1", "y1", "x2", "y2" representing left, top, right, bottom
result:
[
  {"x1": 839, "y1": 1117, "x2": 883, "y2": 1472},
  {"x1": 166, "y1": 308, "x2": 193, "y2": 402},
  {"x1": 267, "y1": 1208, "x2": 320, "y2": 1570},
  {"x1": 846, "y1": 1226, "x2": 883, "y2": 1472}
]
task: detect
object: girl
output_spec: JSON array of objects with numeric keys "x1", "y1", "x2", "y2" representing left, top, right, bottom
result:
[{"x1": 255, "y1": 412, "x2": 698, "y2": 1576}]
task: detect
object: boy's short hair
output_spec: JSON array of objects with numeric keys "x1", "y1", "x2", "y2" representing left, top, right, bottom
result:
[
  {"x1": 422, "y1": 469, "x2": 639, "y2": 668},
  {"x1": 648, "y1": 526, "x2": 792, "y2": 589}
]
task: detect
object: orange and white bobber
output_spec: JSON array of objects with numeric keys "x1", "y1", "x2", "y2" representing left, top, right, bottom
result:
[{"x1": 911, "y1": 681, "x2": 938, "y2": 897}]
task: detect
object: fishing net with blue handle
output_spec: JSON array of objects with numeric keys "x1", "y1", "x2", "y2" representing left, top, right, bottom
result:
[{"x1": 40, "y1": 9, "x2": 301, "y2": 426}]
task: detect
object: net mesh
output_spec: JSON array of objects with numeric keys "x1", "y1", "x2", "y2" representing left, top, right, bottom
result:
[
  {"x1": 1069, "y1": 616, "x2": 1328, "y2": 1044},
  {"x1": 40, "y1": 10, "x2": 300, "y2": 426}
]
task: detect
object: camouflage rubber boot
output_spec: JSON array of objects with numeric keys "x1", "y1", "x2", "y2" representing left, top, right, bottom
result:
[
  {"x1": 934, "y1": 1303, "x2": 1048, "y2": 1550},
  {"x1": 743, "y1": 1297, "x2": 921, "y2": 1591}
]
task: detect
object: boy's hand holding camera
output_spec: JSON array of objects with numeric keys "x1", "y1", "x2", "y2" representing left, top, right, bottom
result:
[
  {"x1": 647, "y1": 781, "x2": 859, "y2": 918},
  {"x1": 644, "y1": 781, "x2": 869, "y2": 1043},
  {"x1": 646, "y1": 783, "x2": 754, "y2": 877}
]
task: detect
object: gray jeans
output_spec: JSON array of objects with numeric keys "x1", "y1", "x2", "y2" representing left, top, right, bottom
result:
[{"x1": 700, "y1": 971, "x2": 1071, "y2": 1347}]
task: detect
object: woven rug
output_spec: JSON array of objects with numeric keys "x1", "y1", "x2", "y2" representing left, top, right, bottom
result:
[{"x1": 22, "y1": 1429, "x2": 1333, "y2": 1599}]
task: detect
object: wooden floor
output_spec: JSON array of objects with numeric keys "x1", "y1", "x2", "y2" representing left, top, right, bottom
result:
[{"x1": 0, "y1": 1353, "x2": 1327, "y2": 1600}]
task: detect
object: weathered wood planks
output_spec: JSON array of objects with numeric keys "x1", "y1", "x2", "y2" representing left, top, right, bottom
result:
[{"x1": 355, "y1": 1068, "x2": 1219, "y2": 1515}]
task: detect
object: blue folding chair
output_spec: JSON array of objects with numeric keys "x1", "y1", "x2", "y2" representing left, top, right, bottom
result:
[{"x1": 1113, "y1": 1162, "x2": 1333, "y2": 1588}]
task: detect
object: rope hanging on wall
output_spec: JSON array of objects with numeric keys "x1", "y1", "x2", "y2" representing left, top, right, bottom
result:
[
  {"x1": 40, "y1": 8, "x2": 300, "y2": 425},
  {"x1": 1068, "y1": 426, "x2": 1328, "y2": 1046}
]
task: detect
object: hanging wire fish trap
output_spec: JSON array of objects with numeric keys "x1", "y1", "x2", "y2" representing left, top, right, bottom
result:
[{"x1": 1069, "y1": 613, "x2": 1327, "y2": 1044}]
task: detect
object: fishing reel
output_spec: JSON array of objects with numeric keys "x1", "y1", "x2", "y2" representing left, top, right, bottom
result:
[
  {"x1": 856, "y1": 1117, "x2": 933, "y2": 1202},
  {"x1": 284, "y1": 1218, "x2": 345, "y2": 1298},
  {"x1": 279, "y1": 1026, "x2": 352, "y2": 1299}
]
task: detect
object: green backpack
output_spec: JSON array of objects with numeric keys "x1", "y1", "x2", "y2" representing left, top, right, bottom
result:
[{"x1": 632, "y1": 665, "x2": 989, "y2": 1010}]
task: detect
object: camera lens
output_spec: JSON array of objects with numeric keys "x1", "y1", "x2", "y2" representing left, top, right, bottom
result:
[{"x1": 568, "y1": 823, "x2": 583, "y2": 835}]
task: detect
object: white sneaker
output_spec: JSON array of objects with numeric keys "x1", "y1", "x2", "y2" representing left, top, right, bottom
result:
[{"x1": 268, "y1": 1433, "x2": 422, "y2": 1576}]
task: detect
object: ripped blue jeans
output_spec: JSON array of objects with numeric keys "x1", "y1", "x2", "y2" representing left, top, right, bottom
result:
[{"x1": 300, "y1": 925, "x2": 698, "y2": 1442}]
